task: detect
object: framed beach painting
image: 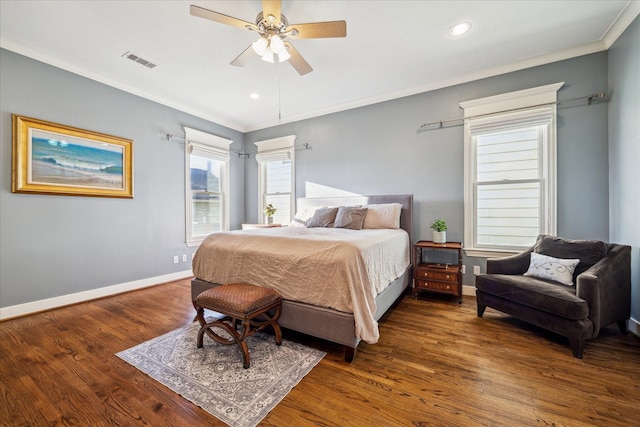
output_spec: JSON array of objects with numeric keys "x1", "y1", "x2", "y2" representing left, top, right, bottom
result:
[{"x1": 12, "y1": 115, "x2": 133, "y2": 198}]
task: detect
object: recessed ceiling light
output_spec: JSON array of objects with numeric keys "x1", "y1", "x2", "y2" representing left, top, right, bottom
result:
[
  {"x1": 249, "y1": 93, "x2": 260, "y2": 100},
  {"x1": 448, "y1": 22, "x2": 472, "y2": 37}
]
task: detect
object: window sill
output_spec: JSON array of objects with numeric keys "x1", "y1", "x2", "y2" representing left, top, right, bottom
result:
[
  {"x1": 186, "y1": 239, "x2": 203, "y2": 248},
  {"x1": 464, "y1": 248, "x2": 519, "y2": 259}
]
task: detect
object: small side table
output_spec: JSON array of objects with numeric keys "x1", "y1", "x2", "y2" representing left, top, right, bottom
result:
[{"x1": 414, "y1": 241, "x2": 463, "y2": 303}]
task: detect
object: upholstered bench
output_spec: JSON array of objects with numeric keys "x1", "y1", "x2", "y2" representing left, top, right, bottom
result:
[{"x1": 195, "y1": 283, "x2": 283, "y2": 368}]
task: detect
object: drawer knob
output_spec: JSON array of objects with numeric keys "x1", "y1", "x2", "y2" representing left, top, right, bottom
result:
[{"x1": 446, "y1": 274, "x2": 450, "y2": 279}]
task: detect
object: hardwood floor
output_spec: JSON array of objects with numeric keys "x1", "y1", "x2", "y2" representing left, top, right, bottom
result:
[{"x1": 1, "y1": 278, "x2": 639, "y2": 426}]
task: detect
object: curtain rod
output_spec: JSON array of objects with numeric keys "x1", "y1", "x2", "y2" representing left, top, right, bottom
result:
[
  {"x1": 418, "y1": 92, "x2": 607, "y2": 131},
  {"x1": 164, "y1": 134, "x2": 310, "y2": 157}
]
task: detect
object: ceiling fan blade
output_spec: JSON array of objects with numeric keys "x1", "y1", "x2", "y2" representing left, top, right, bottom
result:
[
  {"x1": 261, "y1": 0, "x2": 282, "y2": 26},
  {"x1": 284, "y1": 42, "x2": 312, "y2": 76},
  {"x1": 230, "y1": 45, "x2": 255, "y2": 67},
  {"x1": 287, "y1": 21, "x2": 347, "y2": 39},
  {"x1": 190, "y1": 5, "x2": 258, "y2": 31}
]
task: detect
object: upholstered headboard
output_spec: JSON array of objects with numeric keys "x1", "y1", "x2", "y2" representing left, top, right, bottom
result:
[{"x1": 296, "y1": 194, "x2": 413, "y2": 244}]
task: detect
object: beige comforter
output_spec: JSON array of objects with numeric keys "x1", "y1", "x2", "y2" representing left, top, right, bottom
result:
[{"x1": 192, "y1": 227, "x2": 410, "y2": 343}]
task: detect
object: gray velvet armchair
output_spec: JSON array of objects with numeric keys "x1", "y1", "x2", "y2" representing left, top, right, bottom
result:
[{"x1": 475, "y1": 235, "x2": 631, "y2": 358}]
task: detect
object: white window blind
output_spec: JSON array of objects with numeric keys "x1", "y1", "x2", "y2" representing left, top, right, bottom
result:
[{"x1": 475, "y1": 126, "x2": 544, "y2": 247}]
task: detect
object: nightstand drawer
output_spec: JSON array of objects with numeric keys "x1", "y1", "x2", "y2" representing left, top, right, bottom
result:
[
  {"x1": 415, "y1": 279, "x2": 458, "y2": 294},
  {"x1": 415, "y1": 269, "x2": 459, "y2": 282}
]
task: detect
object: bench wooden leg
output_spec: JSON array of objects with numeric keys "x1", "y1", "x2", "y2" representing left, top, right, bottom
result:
[
  {"x1": 267, "y1": 305, "x2": 283, "y2": 346},
  {"x1": 239, "y1": 339, "x2": 250, "y2": 369},
  {"x1": 197, "y1": 317, "x2": 252, "y2": 368},
  {"x1": 195, "y1": 303, "x2": 282, "y2": 369}
]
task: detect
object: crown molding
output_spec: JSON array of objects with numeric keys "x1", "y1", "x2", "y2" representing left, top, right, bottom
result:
[
  {"x1": 602, "y1": 0, "x2": 640, "y2": 48},
  {"x1": 0, "y1": 37, "x2": 246, "y2": 132},
  {"x1": 246, "y1": 40, "x2": 607, "y2": 132}
]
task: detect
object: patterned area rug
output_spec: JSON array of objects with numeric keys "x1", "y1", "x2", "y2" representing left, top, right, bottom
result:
[{"x1": 117, "y1": 321, "x2": 326, "y2": 427}]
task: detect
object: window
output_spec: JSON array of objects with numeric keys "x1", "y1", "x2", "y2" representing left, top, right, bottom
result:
[
  {"x1": 185, "y1": 128, "x2": 232, "y2": 246},
  {"x1": 461, "y1": 83, "x2": 563, "y2": 257},
  {"x1": 255, "y1": 135, "x2": 296, "y2": 224}
]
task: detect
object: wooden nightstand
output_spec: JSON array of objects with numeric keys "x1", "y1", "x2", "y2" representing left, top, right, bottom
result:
[{"x1": 413, "y1": 241, "x2": 463, "y2": 303}]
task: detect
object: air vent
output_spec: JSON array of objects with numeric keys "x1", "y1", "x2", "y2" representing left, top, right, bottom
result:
[{"x1": 121, "y1": 51, "x2": 157, "y2": 69}]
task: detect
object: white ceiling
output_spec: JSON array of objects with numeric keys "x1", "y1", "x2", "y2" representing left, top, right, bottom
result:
[{"x1": 1, "y1": 1, "x2": 638, "y2": 132}]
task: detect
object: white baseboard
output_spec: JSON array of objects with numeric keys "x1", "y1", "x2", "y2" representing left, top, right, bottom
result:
[
  {"x1": 0, "y1": 270, "x2": 193, "y2": 321},
  {"x1": 462, "y1": 284, "x2": 476, "y2": 296},
  {"x1": 629, "y1": 317, "x2": 640, "y2": 337}
]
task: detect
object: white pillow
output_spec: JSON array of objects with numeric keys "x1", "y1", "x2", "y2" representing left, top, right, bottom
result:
[
  {"x1": 524, "y1": 252, "x2": 580, "y2": 286},
  {"x1": 362, "y1": 203, "x2": 402, "y2": 229},
  {"x1": 289, "y1": 206, "x2": 323, "y2": 227}
]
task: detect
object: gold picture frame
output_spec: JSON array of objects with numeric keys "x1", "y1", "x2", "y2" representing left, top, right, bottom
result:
[{"x1": 12, "y1": 115, "x2": 133, "y2": 198}]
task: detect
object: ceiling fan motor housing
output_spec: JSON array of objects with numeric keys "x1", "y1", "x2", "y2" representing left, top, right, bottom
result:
[{"x1": 255, "y1": 12, "x2": 289, "y2": 36}]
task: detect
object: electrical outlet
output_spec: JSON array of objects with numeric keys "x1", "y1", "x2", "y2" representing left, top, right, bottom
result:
[
  {"x1": 173, "y1": 255, "x2": 179, "y2": 264},
  {"x1": 473, "y1": 265, "x2": 481, "y2": 275},
  {"x1": 182, "y1": 254, "x2": 187, "y2": 262},
  {"x1": 461, "y1": 265, "x2": 466, "y2": 274}
]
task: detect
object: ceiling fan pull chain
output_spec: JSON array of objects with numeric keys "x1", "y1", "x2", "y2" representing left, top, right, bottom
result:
[{"x1": 278, "y1": 60, "x2": 282, "y2": 123}]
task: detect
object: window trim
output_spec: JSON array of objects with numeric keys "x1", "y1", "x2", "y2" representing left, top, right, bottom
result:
[
  {"x1": 255, "y1": 135, "x2": 296, "y2": 224},
  {"x1": 184, "y1": 127, "x2": 232, "y2": 246},
  {"x1": 460, "y1": 82, "x2": 563, "y2": 257}
]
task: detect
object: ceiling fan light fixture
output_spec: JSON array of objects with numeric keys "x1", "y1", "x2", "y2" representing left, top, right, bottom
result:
[
  {"x1": 269, "y1": 35, "x2": 285, "y2": 54},
  {"x1": 252, "y1": 37, "x2": 268, "y2": 55},
  {"x1": 261, "y1": 50, "x2": 275, "y2": 63},
  {"x1": 277, "y1": 48, "x2": 291, "y2": 62}
]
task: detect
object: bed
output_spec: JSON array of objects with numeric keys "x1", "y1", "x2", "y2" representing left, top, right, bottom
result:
[{"x1": 191, "y1": 194, "x2": 413, "y2": 361}]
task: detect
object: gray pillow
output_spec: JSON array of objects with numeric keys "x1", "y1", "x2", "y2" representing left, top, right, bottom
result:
[
  {"x1": 307, "y1": 207, "x2": 339, "y2": 228},
  {"x1": 334, "y1": 206, "x2": 368, "y2": 230}
]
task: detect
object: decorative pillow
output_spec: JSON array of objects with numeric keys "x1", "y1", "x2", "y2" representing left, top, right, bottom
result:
[
  {"x1": 334, "y1": 206, "x2": 368, "y2": 230},
  {"x1": 533, "y1": 235, "x2": 607, "y2": 277},
  {"x1": 289, "y1": 207, "x2": 322, "y2": 227},
  {"x1": 306, "y1": 207, "x2": 339, "y2": 228},
  {"x1": 523, "y1": 252, "x2": 580, "y2": 286},
  {"x1": 362, "y1": 203, "x2": 402, "y2": 229}
]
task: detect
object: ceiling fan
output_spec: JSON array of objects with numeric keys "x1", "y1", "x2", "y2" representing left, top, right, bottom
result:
[{"x1": 190, "y1": 1, "x2": 347, "y2": 75}]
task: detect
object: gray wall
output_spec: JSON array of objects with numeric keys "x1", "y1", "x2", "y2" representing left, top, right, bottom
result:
[
  {"x1": 3, "y1": 35, "x2": 635, "y2": 317},
  {"x1": 245, "y1": 52, "x2": 611, "y2": 286},
  {"x1": 608, "y1": 16, "x2": 640, "y2": 322},
  {"x1": 0, "y1": 49, "x2": 245, "y2": 308}
]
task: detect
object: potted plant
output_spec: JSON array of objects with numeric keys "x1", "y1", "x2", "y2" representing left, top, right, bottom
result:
[
  {"x1": 430, "y1": 219, "x2": 447, "y2": 244},
  {"x1": 264, "y1": 203, "x2": 277, "y2": 224}
]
